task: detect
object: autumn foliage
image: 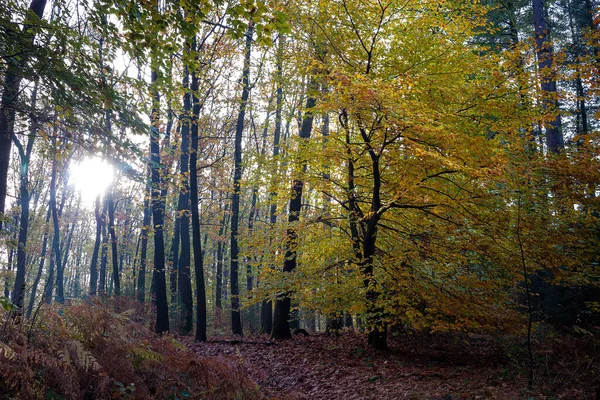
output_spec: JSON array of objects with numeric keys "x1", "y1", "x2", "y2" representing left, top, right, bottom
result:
[{"x1": 0, "y1": 298, "x2": 264, "y2": 399}]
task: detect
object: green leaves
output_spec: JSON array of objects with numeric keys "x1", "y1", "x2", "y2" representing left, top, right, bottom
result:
[{"x1": 0, "y1": 296, "x2": 17, "y2": 312}]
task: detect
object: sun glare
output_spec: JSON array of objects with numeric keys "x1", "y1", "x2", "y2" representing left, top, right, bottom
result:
[{"x1": 69, "y1": 157, "x2": 114, "y2": 204}]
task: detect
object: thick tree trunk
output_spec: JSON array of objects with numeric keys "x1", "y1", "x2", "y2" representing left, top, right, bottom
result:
[
  {"x1": 362, "y1": 129, "x2": 387, "y2": 350},
  {"x1": 230, "y1": 23, "x2": 254, "y2": 337},
  {"x1": 271, "y1": 77, "x2": 317, "y2": 340},
  {"x1": 0, "y1": 0, "x2": 47, "y2": 231}
]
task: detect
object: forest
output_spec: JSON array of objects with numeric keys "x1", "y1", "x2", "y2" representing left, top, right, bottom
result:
[{"x1": 0, "y1": 0, "x2": 599, "y2": 398}]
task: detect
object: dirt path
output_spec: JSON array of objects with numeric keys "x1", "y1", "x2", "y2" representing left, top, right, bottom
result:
[{"x1": 184, "y1": 333, "x2": 531, "y2": 399}]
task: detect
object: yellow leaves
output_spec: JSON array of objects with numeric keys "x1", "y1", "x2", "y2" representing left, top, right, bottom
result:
[{"x1": 130, "y1": 343, "x2": 164, "y2": 363}]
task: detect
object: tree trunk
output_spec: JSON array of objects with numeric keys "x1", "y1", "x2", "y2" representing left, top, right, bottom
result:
[
  {"x1": 137, "y1": 171, "x2": 151, "y2": 303},
  {"x1": 245, "y1": 187, "x2": 258, "y2": 333},
  {"x1": 43, "y1": 253, "x2": 55, "y2": 304},
  {"x1": 362, "y1": 125, "x2": 387, "y2": 350},
  {"x1": 533, "y1": 0, "x2": 563, "y2": 153},
  {"x1": 89, "y1": 195, "x2": 102, "y2": 295},
  {"x1": 215, "y1": 201, "x2": 229, "y2": 311},
  {"x1": 271, "y1": 76, "x2": 318, "y2": 340},
  {"x1": 230, "y1": 23, "x2": 254, "y2": 337},
  {"x1": 99, "y1": 200, "x2": 109, "y2": 295},
  {"x1": 177, "y1": 66, "x2": 193, "y2": 335},
  {"x1": 50, "y1": 137, "x2": 64, "y2": 304},
  {"x1": 190, "y1": 36, "x2": 207, "y2": 342},
  {"x1": 11, "y1": 80, "x2": 38, "y2": 308},
  {"x1": 26, "y1": 208, "x2": 50, "y2": 318},
  {"x1": 0, "y1": 0, "x2": 47, "y2": 231},
  {"x1": 150, "y1": 67, "x2": 169, "y2": 334},
  {"x1": 169, "y1": 211, "x2": 180, "y2": 303},
  {"x1": 261, "y1": 34, "x2": 285, "y2": 336},
  {"x1": 107, "y1": 189, "x2": 120, "y2": 295},
  {"x1": 56, "y1": 205, "x2": 77, "y2": 303}
]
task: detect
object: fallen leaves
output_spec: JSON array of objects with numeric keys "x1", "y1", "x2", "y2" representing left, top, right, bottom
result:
[{"x1": 182, "y1": 331, "x2": 599, "y2": 399}]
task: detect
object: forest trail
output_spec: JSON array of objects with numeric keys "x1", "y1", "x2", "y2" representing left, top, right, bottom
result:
[{"x1": 185, "y1": 333, "x2": 527, "y2": 399}]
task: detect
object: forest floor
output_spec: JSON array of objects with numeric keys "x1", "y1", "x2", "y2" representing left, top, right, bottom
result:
[{"x1": 184, "y1": 330, "x2": 598, "y2": 400}]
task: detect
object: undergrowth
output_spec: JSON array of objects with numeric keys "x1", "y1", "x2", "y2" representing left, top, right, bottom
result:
[{"x1": 0, "y1": 297, "x2": 265, "y2": 399}]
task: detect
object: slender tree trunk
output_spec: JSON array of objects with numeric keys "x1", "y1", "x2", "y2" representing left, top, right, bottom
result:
[
  {"x1": 190, "y1": 36, "x2": 207, "y2": 342},
  {"x1": 169, "y1": 212, "x2": 180, "y2": 302},
  {"x1": 5, "y1": 237, "x2": 15, "y2": 298},
  {"x1": 89, "y1": 195, "x2": 102, "y2": 295},
  {"x1": 215, "y1": 201, "x2": 229, "y2": 310},
  {"x1": 56, "y1": 204, "x2": 77, "y2": 303},
  {"x1": 73, "y1": 249, "x2": 81, "y2": 299},
  {"x1": 107, "y1": 189, "x2": 120, "y2": 295},
  {"x1": 271, "y1": 76, "x2": 318, "y2": 340},
  {"x1": 150, "y1": 67, "x2": 169, "y2": 334},
  {"x1": 0, "y1": 0, "x2": 47, "y2": 230},
  {"x1": 99, "y1": 200, "x2": 109, "y2": 295},
  {"x1": 340, "y1": 110, "x2": 362, "y2": 260},
  {"x1": 247, "y1": 99, "x2": 271, "y2": 334},
  {"x1": 261, "y1": 35, "x2": 285, "y2": 336},
  {"x1": 137, "y1": 172, "x2": 151, "y2": 304},
  {"x1": 533, "y1": 0, "x2": 563, "y2": 153},
  {"x1": 230, "y1": 23, "x2": 254, "y2": 337},
  {"x1": 98, "y1": 33, "x2": 120, "y2": 297},
  {"x1": 246, "y1": 187, "x2": 258, "y2": 333},
  {"x1": 50, "y1": 136, "x2": 65, "y2": 304},
  {"x1": 11, "y1": 80, "x2": 38, "y2": 308},
  {"x1": 27, "y1": 208, "x2": 50, "y2": 318},
  {"x1": 567, "y1": 6, "x2": 589, "y2": 138},
  {"x1": 177, "y1": 66, "x2": 193, "y2": 334},
  {"x1": 43, "y1": 253, "x2": 55, "y2": 304},
  {"x1": 131, "y1": 230, "x2": 140, "y2": 297}
]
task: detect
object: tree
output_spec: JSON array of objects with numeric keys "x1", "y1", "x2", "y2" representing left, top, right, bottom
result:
[
  {"x1": 177, "y1": 63, "x2": 193, "y2": 334},
  {"x1": 149, "y1": 65, "x2": 169, "y2": 334},
  {"x1": 11, "y1": 80, "x2": 38, "y2": 308},
  {"x1": 136, "y1": 172, "x2": 151, "y2": 303},
  {"x1": 0, "y1": 0, "x2": 47, "y2": 230},
  {"x1": 271, "y1": 74, "x2": 318, "y2": 340},
  {"x1": 230, "y1": 22, "x2": 254, "y2": 337},
  {"x1": 533, "y1": 0, "x2": 564, "y2": 152},
  {"x1": 49, "y1": 133, "x2": 63, "y2": 304}
]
